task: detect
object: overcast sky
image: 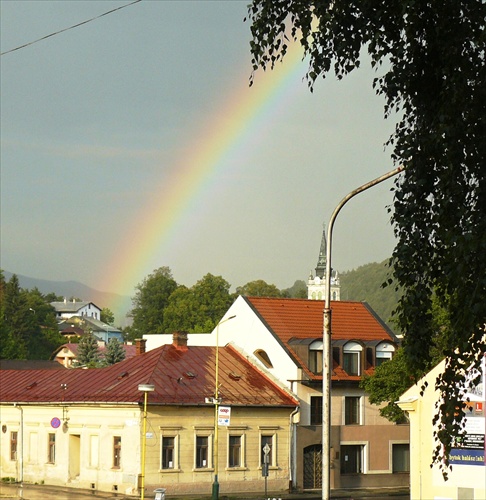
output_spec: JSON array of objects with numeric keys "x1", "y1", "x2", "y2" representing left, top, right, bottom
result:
[{"x1": 1, "y1": 0, "x2": 400, "y2": 298}]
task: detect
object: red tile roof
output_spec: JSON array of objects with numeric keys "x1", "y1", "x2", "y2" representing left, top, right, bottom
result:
[
  {"x1": 245, "y1": 297, "x2": 395, "y2": 343},
  {"x1": 0, "y1": 343, "x2": 298, "y2": 408},
  {"x1": 244, "y1": 297, "x2": 397, "y2": 381}
]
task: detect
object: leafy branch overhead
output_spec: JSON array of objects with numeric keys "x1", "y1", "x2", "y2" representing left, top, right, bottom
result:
[{"x1": 247, "y1": 0, "x2": 486, "y2": 476}]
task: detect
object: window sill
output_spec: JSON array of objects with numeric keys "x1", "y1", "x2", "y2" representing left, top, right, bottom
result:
[
  {"x1": 192, "y1": 467, "x2": 214, "y2": 473},
  {"x1": 158, "y1": 468, "x2": 181, "y2": 473},
  {"x1": 226, "y1": 467, "x2": 248, "y2": 472}
]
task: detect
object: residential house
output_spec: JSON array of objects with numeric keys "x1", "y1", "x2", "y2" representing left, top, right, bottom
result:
[
  {"x1": 51, "y1": 299, "x2": 102, "y2": 321},
  {"x1": 0, "y1": 333, "x2": 298, "y2": 497},
  {"x1": 51, "y1": 342, "x2": 137, "y2": 368},
  {"x1": 397, "y1": 355, "x2": 485, "y2": 499},
  {"x1": 145, "y1": 295, "x2": 409, "y2": 491},
  {"x1": 58, "y1": 316, "x2": 124, "y2": 343}
]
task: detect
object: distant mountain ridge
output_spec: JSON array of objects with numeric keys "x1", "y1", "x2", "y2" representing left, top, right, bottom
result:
[{"x1": 3, "y1": 271, "x2": 132, "y2": 326}]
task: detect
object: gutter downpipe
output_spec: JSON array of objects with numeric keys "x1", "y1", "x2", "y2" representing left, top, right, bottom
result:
[
  {"x1": 322, "y1": 166, "x2": 403, "y2": 500},
  {"x1": 289, "y1": 406, "x2": 300, "y2": 491}
]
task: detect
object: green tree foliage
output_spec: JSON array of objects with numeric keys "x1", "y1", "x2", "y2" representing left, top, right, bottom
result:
[
  {"x1": 100, "y1": 307, "x2": 115, "y2": 325},
  {"x1": 103, "y1": 338, "x2": 126, "y2": 366},
  {"x1": 360, "y1": 349, "x2": 411, "y2": 424},
  {"x1": 236, "y1": 279, "x2": 282, "y2": 297},
  {"x1": 282, "y1": 280, "x2": 307, "y2": 299},
  {"x1": 129, "y1": 267, "x2": 178, "y2": 336},
  {"x1": 247, "y1": 1, "x2": 486, "y2": 474},
  {"x1": 76, "y1": 333, "x2": 100, "y2": 368},
  {"x1": 340, "y1": 261, "x2": 402, "y2": 333},
  {"x1": 0, "y1": 272, "x2": 64, "y2": 360},
  {"x1": 362, "y1": 295, "x2": 451, "y2": 423},
  {"x1": 164, "y1": 274, "x2": 234, "y2": 333}
]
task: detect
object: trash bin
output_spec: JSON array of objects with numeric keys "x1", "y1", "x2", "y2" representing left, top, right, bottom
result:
[{"x1": 154, "y1": 488, "x2": 166, "y2": 500}]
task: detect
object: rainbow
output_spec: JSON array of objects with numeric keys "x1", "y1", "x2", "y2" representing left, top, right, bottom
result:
[{"x1": 101, "y1": 43, "x2": 306, "y2": 315}]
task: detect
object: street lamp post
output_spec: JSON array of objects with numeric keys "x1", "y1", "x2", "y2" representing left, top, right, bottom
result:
[
  {"x1": 212, "y1": 314, "x2": 236, "y2": 500},
  {"x1": 322, "y1": 166, "x2": 403, "y2": 500},
  {"x1": 138, "y1": 383, "x2": 155, "y2": 500}
]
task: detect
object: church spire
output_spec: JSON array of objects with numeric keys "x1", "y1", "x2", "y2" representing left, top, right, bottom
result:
[
  {"x1": 307, "y1": 223, "x2": 341, "y2": 301},
  {"x1": 315, "y1": 224, "x2": 327, "y2": 279}
]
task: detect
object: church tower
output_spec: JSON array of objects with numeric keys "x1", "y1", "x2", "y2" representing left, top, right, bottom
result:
[{"x1": 307, "y1": 225, "x2": 341, "y2": 301}]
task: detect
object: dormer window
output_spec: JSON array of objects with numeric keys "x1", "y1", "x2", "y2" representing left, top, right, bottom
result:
[
  {"x1": 309, "y1": 340, "x2": 323, "y2": 375},
  {"x1": 375, "y1": 342, "x2": 395, "y2": 367},
  {"x1": 343, "y1": 342, "x2": 362, "y2": 376}
]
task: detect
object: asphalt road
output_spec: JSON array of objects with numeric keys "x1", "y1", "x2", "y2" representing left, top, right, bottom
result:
[{"x1": 0, "y1": 483, "x2": 409, "y2": 500}]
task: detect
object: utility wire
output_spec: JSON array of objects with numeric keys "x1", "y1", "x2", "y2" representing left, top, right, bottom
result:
[{"x1": 1, "y1": 0, "x2": 142, "y2": 56}]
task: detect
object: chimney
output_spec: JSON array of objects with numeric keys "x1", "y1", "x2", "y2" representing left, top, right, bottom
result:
[
  {"x1": 173, "y1": 331, "x2": 188, "y2": 349},
  {"x1": 135, "y1": 338, "x2": 147, "y2": 356}
]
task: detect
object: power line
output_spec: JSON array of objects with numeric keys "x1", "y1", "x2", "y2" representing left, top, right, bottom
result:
[{"x1": 1, "y1": 0, "x2": 142, "y2": 56}]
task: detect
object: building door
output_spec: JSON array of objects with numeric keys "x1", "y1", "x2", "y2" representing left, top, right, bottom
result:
[
  {"x1": 303, "y1": 444, "x2": 322, "y2": 489},
  {"x1": 69, "y1": 434, "x2": 81, "y2": 479}
]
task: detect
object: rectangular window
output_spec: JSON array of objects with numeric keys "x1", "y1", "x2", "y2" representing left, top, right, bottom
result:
[
  {"x1": 392, "y1": 443, "x2": 410, "y2": 473},
  {"x1": 48, "y1": 433, "x2": 56, "y2": 464},
  {"x1": 162, "y1": 436, "x2": 175, "y2": 469},
  {"x1": 228, "y1": 435, "x2": 242, "y2": 468},
  {"x1": 310, "y1": 396, "x2": 323, "y2": 425},
  {"x1": 344, "y1": 397, "x2": 361, "y2": 425},
  {"x1": 113, "y1": 436, "x2": 121, "y2": 469},
  {"x1": 196, "y1": 436, "x2": 208, "y2": 469},
  {"x1": 341, "y1": 444, "x2": 363, "y2": 474},
  {"x1": 261, "y1": 435, "x2": 273, "y2": 466},
  {"x1": 309, "y1": 350, "x2": 323, "y2": 374},
  {"x1": 10, "y1": 431, "x2": 18, "y2": 461},
  {"x1": 343, "y1": 352, "x2": 359, "y2": 375}
]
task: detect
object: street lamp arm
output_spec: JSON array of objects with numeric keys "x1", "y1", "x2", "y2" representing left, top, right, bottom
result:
[
  {"x1": 322, "y1": 165, "x2": 403, "y2": 500},
  {"x1": 325, "y1": 165, "x2": 404, "y2": 308}
]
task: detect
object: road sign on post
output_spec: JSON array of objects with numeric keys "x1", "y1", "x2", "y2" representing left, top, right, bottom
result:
[{"x1": 263, "y1": 443, "x2": 270, "y2": 496}]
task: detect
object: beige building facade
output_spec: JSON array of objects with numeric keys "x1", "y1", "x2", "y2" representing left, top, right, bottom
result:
[
  {"x1": 398, "y1": 356, "x2": 486, "y2": 499},
  {"x1": 1, "y1": 335, "x2": 298, "y2": 497}
]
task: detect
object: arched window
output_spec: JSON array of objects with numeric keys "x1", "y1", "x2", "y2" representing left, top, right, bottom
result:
[
  {"x1": 375, "y1": 342, "x2": 395, "y2": 367},
  {"x1": 309, "y1": 340, "x2": 323, "y2": 374},
  {"x1": 254, "y1": 349, "x2": 273, "y2": 369},
  {"x1": 343, "y1": 341, "x2": 363, "y2": 376}
]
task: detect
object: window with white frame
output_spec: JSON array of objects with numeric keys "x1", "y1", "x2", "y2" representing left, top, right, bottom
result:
[
  {"x1": 48, "y1": 433, "x2": 56, "y2": 464},
  {"x1": 259, "y1": 428, "x2": 277, "y2": 467},
  {"x1": 162, "y1": 436, "x2": 175, "y2": 469},
  {"x1": 343, "y1": 342, "x2": 362, "y2": 375},
  {"x1": 375, "y1": 342, "x2": 395, "y2": 367},
  {"x1": 160, "y1": 427, "x2": 181, "y2": 470},
  {"x1": 228, "y1": 434, "x2": 244, "y2": 468},
  {"x1": 344, "y1": 396, "x2": 361, "y2": 425},
  {"x1": 309, "y1": 340, "x2": 323, "y2": 375},
  {"x1": 195, "y1": 436, "x2": 209, "y2": 469}
]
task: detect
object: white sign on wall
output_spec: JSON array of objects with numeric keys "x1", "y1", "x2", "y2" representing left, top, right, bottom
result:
[{"x1": 218, "y1": 406, "x2": 231, "y2": 426}]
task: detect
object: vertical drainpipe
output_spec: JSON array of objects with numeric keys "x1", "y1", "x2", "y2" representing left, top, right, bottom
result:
[{"x1": 289, "y1": 406, "x2": 300, "y2": 491}]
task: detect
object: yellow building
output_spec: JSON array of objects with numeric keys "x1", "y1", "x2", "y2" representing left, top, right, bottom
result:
[
  {"x1": 397, "y1": 356, "x2": 486, "y2": 499},
  {"x1": 0, "y1": 334, "x2": 298, "y2": 497}
]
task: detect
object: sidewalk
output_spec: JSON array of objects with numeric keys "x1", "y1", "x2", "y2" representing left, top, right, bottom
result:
[{"x1": 0, "y1": 482, "x2": 409, "y2": 500}]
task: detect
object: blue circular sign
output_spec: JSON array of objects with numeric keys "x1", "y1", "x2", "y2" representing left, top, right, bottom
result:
[{"x1": 51, "y1": 417, "x2": 61, "y2": 429}]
